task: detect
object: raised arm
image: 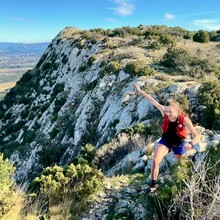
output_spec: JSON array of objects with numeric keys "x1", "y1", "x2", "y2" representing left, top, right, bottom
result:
[{"x1": 134, "y1": 84, "x2": 165, "y2": 116}]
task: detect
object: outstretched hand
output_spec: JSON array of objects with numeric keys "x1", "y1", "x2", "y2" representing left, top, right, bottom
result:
[{"x1": 134, "y1": 84, "x2": 142, "y2": 93}]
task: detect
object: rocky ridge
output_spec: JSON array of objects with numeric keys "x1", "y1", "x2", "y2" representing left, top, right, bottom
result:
[{"x1": 0, "y1": 27, "x2": 218, "y2": 183}]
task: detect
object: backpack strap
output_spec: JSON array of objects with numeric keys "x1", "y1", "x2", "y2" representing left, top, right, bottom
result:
[
  {"x1": 161, "y1": 114, "x2": 169, "y2": 133},
  {"x1": 176, "y1": 114, "x2": 188, "y2": 138},
  {"x1": 178, "y1": 114, "x2": 185, "y2": 126}
]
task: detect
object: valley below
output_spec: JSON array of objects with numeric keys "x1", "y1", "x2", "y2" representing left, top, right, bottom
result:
[{"x1": 0, "y1": 42, "x2": 49, "y2": 99}]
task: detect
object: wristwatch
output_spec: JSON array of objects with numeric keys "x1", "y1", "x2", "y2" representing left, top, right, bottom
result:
[{"x1": 188, "y1": 141, "x2": 194, "y2": 147}]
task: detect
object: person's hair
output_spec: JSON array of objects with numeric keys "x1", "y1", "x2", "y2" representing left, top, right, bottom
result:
[{"x1": 165, "y1": 99, "x2": 182, "y2": 113}]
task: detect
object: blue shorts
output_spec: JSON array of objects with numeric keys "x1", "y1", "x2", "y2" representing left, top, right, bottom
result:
[{"x1": 158, "y1": 138, "x2": 187, "y2": 155}]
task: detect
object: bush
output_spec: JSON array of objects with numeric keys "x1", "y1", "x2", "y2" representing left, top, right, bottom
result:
[
  {"x1": 193, "y1": 30, "x2": 210, "y2": 43},
  {"x1": 210, "y1": 33, "x2": 220, "y2": 42},
  {"x1": 183, "y1": 31, "x2": 193, "y2": 39},
  {"x1": 52, "y1": 95, "x2": 67, "y2": 121},
  {"x1": 49, "y1": 128, "x2": 60, "y2": 139},
  {"x1": 198, "y1": 80, "x2": 220, "y2": 129},
  {"x1": 121, "y1": 122, "x2": 161, "y2": 139},
  {"x1": 147, "y1": 41, "x2": 163, "y2": 50},
  {"x1": 31, "y1": 162, "x2": 103, "y2": 205},
  {"x1": 124, "y1": 61, "x2": 155, "y2": 76},
  {"x1": 159, "y1": 34, "x2": 177, "y2": 48},
  {"x1": 51, "y1": 83, "x2": 65, "y2": 100},
  {"x1": 160, "y1": 47, "x2": 191, "y2": 70},
  {"x1": 159, "y1": 47, "x2": 219, "y2": 77},
  {"x1": 78, "y1": 63, "x2": 87, "y2": 72},
  {"x1": 79, "y1": 144, "x2": 96, "y2": 165},
  {"x1": 87, "y1": 55, "x2": 97, "y2": 66},
  {"x1": 0, "y1": 154, "x2": 16, "y2": 217},
  {"x1": 108, "y1": 26, "x2": 142, "y2": 38},
  {"x1": 145, "y1": 157, "x2": 192, "y2": 219},
  {"x1": 37, "y1": 143, "x2": 68, "y2": 168},
  {"x1": 100, "y1": 61, "x2": 121, "y2": 76},
  {"x1": 172, "y1": 144, "x2": 220, "y2": 219}
]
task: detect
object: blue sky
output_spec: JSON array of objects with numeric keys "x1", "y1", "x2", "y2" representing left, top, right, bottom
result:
[{"x1": 1, "y1": 0, "x2": 220, "y2": 43}]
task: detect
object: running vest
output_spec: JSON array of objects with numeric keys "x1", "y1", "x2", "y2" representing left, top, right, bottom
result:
[{"x1": 161, "y1": 114, "x2": 187, "y2": 139}]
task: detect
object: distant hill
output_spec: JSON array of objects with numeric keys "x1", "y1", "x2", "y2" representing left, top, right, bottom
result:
[{"x1": 0, "y1": 42, "x2": 49, "y2": 54}]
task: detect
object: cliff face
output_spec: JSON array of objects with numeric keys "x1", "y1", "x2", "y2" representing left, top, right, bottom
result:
[{"x1": 0, "y1": 27, "x2": 215, "y2": 181}]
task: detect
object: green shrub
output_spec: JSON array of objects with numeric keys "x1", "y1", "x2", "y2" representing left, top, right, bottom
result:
[
  {"x1": 52, "y1": 95, "x2": 67, "y2": 121},
  {"x1": 87, "y1": 55, "x2": 97, "y2": 66},
  {"x1": 37, "y1": 143, "x2": 68, "y2": 168},
  {"x1": 159, "y1": 34, "x2": 177, "y2": 48},
  {"x1": 121, "y1": 122, "x2": 161, "y2": 139},
  {"x1": 111, "y1": 28, "x2": 126, "y2": 38},
  {"x1": 190, "y1": 58, "x2": 220, "y2": 78},
  {"x1": 124, "y1": 61, "x2": 155, "y2": 76},
  {"x1": 183, "y1": 31, "x2": 193, "y2": 39},
  {"x1": 40, "y1": 102, "x2": 50, "y2": 114},
  {"x1": 160, "y1": 47, "x2": 190, "y2": 70},
  {"x1": 198, "y1": 80, "x2": 220, "y2": 129},
  {"x1": 80, "y1": 144, "x2": 96, "y2": 164},
  {"x1": 3, "y1": 120, "x2": 25, "y2": 136},
  {"x1": 0, "y1": 154, "x2": 16, "y2": 217},
  {"x1": 20, "y1": 108, "x2": 29, "y2": 119},
  {"x1": 31, "y1": 162, "x2": 103, "y2": 205},
  {"x1": 144, "y1": 26, "x2": 192, "y2": 40},
  {"x1": 50, "y1": 83, "x2": 65, "y2": 102},
  {"x1": 147, "y1": 41, "x2": 163, "y2": 50},
  {"x1": 84, "y1": 79, "x2": 98, "y2": 91},
  {"x1": 61, "y1": 54, "x2": 68, "y2": 65},
  {"x1": 90, "y1": 28, "x2": 107, "y2": 36},
  {"x1": 23, "y1": 129, "x2": 37, "y2": 144},
  {"x1": 2, "y1": 70, "x2": 35, "y2": 108},
  {"x1": 210, "y1": 33, "x2": 220, "y2": 41},
  {"x1": 193, "y1": 30, "x2": 210, "y2": 43},
  {"x1": 160, "y1": 47, "x2": 219, "y2": 77},
  {"x1": 0, "y1": 142, "x2": 18, "y2": 158},
  {"x1": 100, "y1": 61, "x2": 121, "y2": 76},
  {"x1": 206, "y1": 143, "x2": 220, "y2": 177},
  {"x1": 160, "y1": 48, "x2": 220, "y2": 77},
  {"x1": 49, "y1": 128, "x2": 60, "y2": 139},
  {"x1": 78, "y1": 63, "x2": 87, "y2": 72},
  {"x1": 121, "y1": 123, "x2": 147, "y2": 137}
]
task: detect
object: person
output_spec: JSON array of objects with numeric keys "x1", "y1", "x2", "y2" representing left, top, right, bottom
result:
[{"x1": 134, "y1": 84, "x2": 200, "y2": 193}]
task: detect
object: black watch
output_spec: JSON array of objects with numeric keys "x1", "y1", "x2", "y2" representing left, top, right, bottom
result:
[{"x1": 188, "y1": 141, "x2": 194, "y2": 147}]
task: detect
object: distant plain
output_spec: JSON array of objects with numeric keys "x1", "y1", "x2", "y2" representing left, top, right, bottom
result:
[{"x1": 0, "y1": 42, "x2": 49, "y2": 99}]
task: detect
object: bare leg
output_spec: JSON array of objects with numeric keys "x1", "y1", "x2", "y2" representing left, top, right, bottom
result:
[
  {"x1": 175, "y1": 154, "x2": 186, "y2": 161},
  {"x1": 151, "y1": 144, "x2": 169, "y2": 181}
]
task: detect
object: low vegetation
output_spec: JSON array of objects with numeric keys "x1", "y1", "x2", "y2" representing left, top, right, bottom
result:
[{"x1": 198, "y1": 80, "x2": 220, "y2": 129}]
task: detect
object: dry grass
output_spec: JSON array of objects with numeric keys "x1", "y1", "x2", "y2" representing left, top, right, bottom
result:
[
  {"x1": 177, "y1": 40, "x2": 220, "y2": 64},
  {"x1": 2, "y1": 190, "x2": 24, "y2": 220},
  {"x1": 48, "y1": 201, "x2": 73, "y2": 220}
]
